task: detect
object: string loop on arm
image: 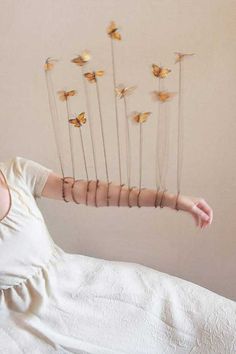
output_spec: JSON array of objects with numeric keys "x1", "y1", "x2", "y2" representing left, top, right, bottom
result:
[
  {"x1": 61, "y1": 177, "x2": 75, "y2": 203},
  {"x1": 160, "y1": 188, "x2": 168, "y2": 208},
  {"x1": 174, "y1": 191, "x2": 180, "y2": 211},
  {"x1": 71, "y1": 180, "x2": 80, "y2": 204}
]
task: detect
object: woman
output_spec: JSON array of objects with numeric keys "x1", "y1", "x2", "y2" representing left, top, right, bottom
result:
[{"x1": 0, "y1": 155, "x2": 235, "y2": 354}]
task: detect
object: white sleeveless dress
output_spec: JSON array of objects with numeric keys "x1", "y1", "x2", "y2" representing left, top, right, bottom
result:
[{"x1": 0, "y1": 156, "x2": 235, "y2": 354}]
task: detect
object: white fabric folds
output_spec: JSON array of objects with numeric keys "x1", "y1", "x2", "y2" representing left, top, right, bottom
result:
[{"x1": 0, "y1": 156, "x2": 235, "y2": 354}]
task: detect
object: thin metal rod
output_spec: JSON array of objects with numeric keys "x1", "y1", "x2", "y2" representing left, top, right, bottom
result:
[
  {"x1": 155, "y1": 78, "x2": 161, "y2": 190},
  {"x1": 95, "y1": 82, "x2": 109, "y2": 182},
  {"x1": 79, "y1": 128, "x2": 89, "y2": 181},
  {"x1": 78, "y1": 126, "x2": 90, "y2": 206},
  {"x1": 159, "y1": 77, "x2": 166, "y2": 189},
  {"x1": 111, "y1": 39, "x2": 122, "y2": 184},
  {"x1": 123, "y1": 96, "x2": 132, "y2": 207},
  {"x1": 65, "y1": 99, "x2": 76, "y2": 180},
  {"x1": 177, "y1": 60, "x2": 184, "y2": 194},
  {"x1": 161, "y1": 102, "x2": 170, "y2": 190},
  {"x1": 81, "y1": 66, "x2": 98, "y2": 181},
  {"x1": 44, "y1": 69, "x2": 65, "y2": 178},
  {"x1": 139, "y1": 122, "x2": 143, "y2": 191},
  {"x1": 95, "y1": 80, "x2": 110, "y2": 206},
  {"x1": 137, "y1": 121, "x2": 143, "y2": 208},
  {"x1": 111, "y1": 38, "x2": 123, "y2": 207}
]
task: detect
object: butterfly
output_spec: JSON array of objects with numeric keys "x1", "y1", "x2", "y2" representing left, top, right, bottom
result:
[
  {"x1": 44, "y1": 57, "x2": 58, "y2": 71},
  {"x1": 152, "y1": 64, "x2": 171, "y2": 78},
  {"x1": 115, "y1": 85, "x2": 137, "y2": 99},
  {"x1": 174, "y1": 52, "x2": 195, "y2": 63},
  {"x1": 152, "y1": 90, "x2": 176, "y2": 102},
  {"x1": 71, "y1": 51, "x2": 91, "y2": 66},
  {"x1": 84, "y1": 71, "x2": 104, "y2": 83},
  {"x1": 69, "y1": 113, "x2": 86, "y2": 127},
  {"x1": 107, "y1": 21, "x2": 122, "y2": 40},
  {"x1": 57, "y1": 90, "x2": 77, "y2": 101},
  {"x1": 133, "y1": 112, "x2": 151, "y2": 123}
]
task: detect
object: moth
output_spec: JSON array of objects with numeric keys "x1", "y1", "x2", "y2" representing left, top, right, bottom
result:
[
  {"x1": 175, "y1": 52, "x2": 195, "y2": 63},
  {"x1": 69, "y1": 113, "x2": 86, "y2": 128},
  {"x1": 57, "y1": 90, "x2": 77, "y2": 101},
  {"x1": 44, "y1": 57, "x2": 58, "y2": 71},
  {"x1": 152, "y1": 90, "x2": 176, "y2": 103},
  {"x1": 84, "y1": 71, "x2": 104, "y2": 83},
  {"x1": 71, "y1": 51, "x2": 91, "y2": 66},
  {"x1": 152, "y1": 64, "x2": 171, "y2": 79},
  {"x1": 115, "y1": 85, "x2": 137, "y2": 99},
  {"x1": 107, "y1": 21, "x2": 121, "y2": 40},
  {"x1": 133, "y1": 112, "x2": 151, "y2": 123}
]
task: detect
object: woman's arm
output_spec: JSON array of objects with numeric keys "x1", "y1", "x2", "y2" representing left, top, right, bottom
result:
[
  {"x1": 41, "y1": 172, "x2": 176, "y2": 207},
  {"x1": 42, "y1": 172, "x2": 213, "y2": 229}
]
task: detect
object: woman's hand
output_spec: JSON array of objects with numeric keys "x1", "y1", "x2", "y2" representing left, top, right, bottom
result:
[{"x1": 176, "y1": 194, "x2": 213, "y2": 229}]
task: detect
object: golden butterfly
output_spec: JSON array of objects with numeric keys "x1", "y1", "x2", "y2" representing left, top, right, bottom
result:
[
  {"x1": 84, "y1": 71, "x2": 104, "y2": 83},
  {"x1": 107, "y1": 21, "x2": 121, "y2": 40},
  {"x1": 69, "y1": 113, "x2": 86, "y2": 128},
  {"x1": 175, "y1": 52, "x2": 195, "y2": 63},
  {"x1": 57, "y1": 90, "x2": 77, "y2": 101},
  {"x1": 133, "y1": 112, "x2": 151, "y2": 123},
  {"x1": 71, "y1": 51, "x2": 91, "y2": 67},
  {"x1": 44, "y1": 57, "x2": 58, "y2": 71},
  {"x1": 152, "y1": 90, "x2": 176, "y2": 103},
  {"x1": 115, "y1": 85, "x2": 137, "y2": 99},
  {"x1": 152, "y1": 64, "x2": 171, "y2": 79}
]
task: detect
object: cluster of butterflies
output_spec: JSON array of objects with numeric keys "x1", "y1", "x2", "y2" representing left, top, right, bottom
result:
[{"x1": 45, "y1": 21, "x2": 194, "y2": 129}]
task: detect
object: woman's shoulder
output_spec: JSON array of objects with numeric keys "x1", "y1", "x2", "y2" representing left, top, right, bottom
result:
[
  {"x1": 0, "y1": 156, "x2": 31, "y2": 171},
  {"x1": 0, "y1": 156, "x2": 44, "y2": 177},
  {"x1": 0, "y1": 156, "x2": 53, "y2": 198}
]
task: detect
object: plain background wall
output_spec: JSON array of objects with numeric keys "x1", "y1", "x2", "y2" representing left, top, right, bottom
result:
[{"x1": 0, "y1": 0, "x2": 236, "y2": 301}]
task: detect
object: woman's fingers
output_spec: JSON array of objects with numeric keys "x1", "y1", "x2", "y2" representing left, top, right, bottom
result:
[
  {"x1": 191, "y1": 200, "x2": 213, "y2": 229},
  {"x1": 197, "y1": 200, "x2": 213, "y2": 224},
  {"x1": 174, "y1": 193, "x2": 213, "y2": 229}
]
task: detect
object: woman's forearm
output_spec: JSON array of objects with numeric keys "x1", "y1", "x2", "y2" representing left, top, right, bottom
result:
[
  {"x1": 65, "y1": 179, "x2": 177, "y2": 209},
  {"x1": 44, "y1": 173, "x2": 213, "y2": 228}
]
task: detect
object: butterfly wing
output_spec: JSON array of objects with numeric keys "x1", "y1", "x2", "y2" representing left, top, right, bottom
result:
[
  {"x1": 175, "y1": 52, "x2": 194, "y2": 63},
  {"x1": 133, "y1": 114, "x2": 140, "y2": 123},
  {"x1": 107, "y1": 21, "x2": 117, "y2": 35},
  {"x1": 140, "y1": 112, "x2": 151, "y2": 123},
  {"x1": 81, "y1": 51, "x2": 91, "y2": 62},
  {"x1": 69, "y1": 118, "x2": 79, "y2": 126},
  {"x1": 112, "y1": 31, "x2": 121, "y2": 40},
  {"x1": 124, "y1": 86, "x2": 137, "y2": 96},
  {"x1": 158, "y1": 91, "x2": 176, "y2": 102},
  {"x1": 68, "y1": 90, "x2": 77, "y2": 97},
  {"x1": 159, "y1": 92, "x2": 169, "y2": 102},
  {"x1": 152, "y1": 64, "x2": 161, "y2": 77},
  {"x1": 107, "y1": 21, "x2": 121, "y2": 40},
  {"x1": 115, "y1": 87, "x2": 123, "y2": 98},
  {"x1": 78, "y1": 112, "x2": 86, "y2": 125},
  {"x1": 44, "y1": 57, "x2": 58, "y2": 71},
  {"x1": 84, "y1": 72, "x2": 95, "y2": 82},
  {"x1": 159, "y1": 68, "x2": 171, "y2": 78},
  {"x1": 57, "y1": 90, "x2": 66, "y2": 101},
  {"x1": 96, "y1": 70, "x2": 104, "y2": 77},
  {"x1": 44, "y1": 62, "x2": 54, "y2": 71},
  {"x1": 71, "y1": 56, "x2": 84, "y2": 66}
]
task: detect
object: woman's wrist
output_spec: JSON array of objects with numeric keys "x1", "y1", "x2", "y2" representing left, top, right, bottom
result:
[
  {"x1": 139, "y1": 187, "x2": 177, "y2": 209},
  {"x1": 158, "y1": 189, "x2": 178, "y2": 209}
]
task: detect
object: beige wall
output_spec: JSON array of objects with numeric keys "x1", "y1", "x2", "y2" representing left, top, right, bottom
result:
[{"x1": 0, "y1": 0, "x2": 236, "y2": 301}]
